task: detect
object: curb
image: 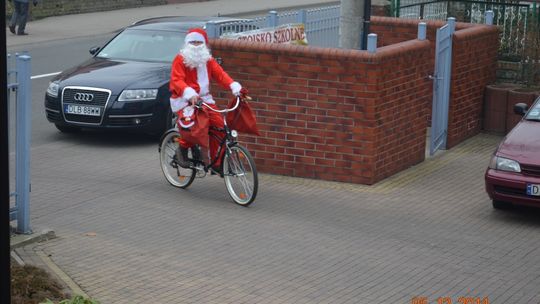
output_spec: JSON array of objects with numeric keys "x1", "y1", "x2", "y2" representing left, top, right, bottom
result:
[
  {"x1": 10, "y1": 227, "x2": 57, "y2": 249},
  {"x1": 35, "y1": 250, "x2": 90, "y2": 299},
  {"x1": 11, "y1": 228, "x2": 91, "y2": 299}
]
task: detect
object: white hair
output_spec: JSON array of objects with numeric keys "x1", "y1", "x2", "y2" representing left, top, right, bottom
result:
[{"x1": 180, "y1": 44, "x2": 212, "y2": 69}]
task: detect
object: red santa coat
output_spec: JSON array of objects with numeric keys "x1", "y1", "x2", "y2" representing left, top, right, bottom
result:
[{"x1": 169, "y1": 54, "x2": 235, "y2": 112}]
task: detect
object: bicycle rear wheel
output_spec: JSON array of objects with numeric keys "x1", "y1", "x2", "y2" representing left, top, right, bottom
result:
[
  {"x1": 223, "y1": 145, "x2": 258, "y2": 206},
  {"x1": 159, "y1": 131, "x2": 196, "y2": 188}
]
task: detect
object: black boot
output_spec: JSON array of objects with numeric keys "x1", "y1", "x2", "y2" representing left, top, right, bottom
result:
[
  {"x1": 191, "y1": 146, "x2": 202, "y2": 162},
  {"x1": 175, "y1": 147, "x2": 191, "y2": 168}
]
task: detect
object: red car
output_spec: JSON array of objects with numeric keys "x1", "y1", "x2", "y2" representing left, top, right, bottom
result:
[{"x1": 485, "y1": 96, "x2": 540, "y2": 209}]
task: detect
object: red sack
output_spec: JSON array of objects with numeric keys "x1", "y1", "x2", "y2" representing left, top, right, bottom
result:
[
  {"x1": 177, "y1": 106, "x2": 210, "y2": 148},
  {"x1": 226, "y1": 95, "x2": 260, "y2": 136}
]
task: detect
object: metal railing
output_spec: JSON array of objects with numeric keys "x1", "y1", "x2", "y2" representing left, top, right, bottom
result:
[
  {"x1": 7, "y1": 53, "x2": 32, "y2": 234},
  {"x1": 206, "y1": 5, "x2": 341, "y2": 48},
  {"x1": 392, "y1": 0, "x2": 535, "y2": 58}
]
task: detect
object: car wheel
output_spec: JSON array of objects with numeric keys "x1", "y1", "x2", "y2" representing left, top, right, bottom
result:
[
  {"x1": 55, "y1": 124, "x2": 81, "y2": 133},
  {"x1": 492, "y1": 200, "x2": 512, "y2": 210}
]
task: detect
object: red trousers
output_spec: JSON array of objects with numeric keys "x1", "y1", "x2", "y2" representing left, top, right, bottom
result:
[{"x1": 178, "y1": 104, "x2": 225, "y2": 167}]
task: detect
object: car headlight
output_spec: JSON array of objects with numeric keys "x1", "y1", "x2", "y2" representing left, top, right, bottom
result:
[
  {"x1": 46, "y1": 81, "x2": 60, "y2": 97},
  {"x1": 489, "y1": 156, "x2": 521, "y2": 173},
  {"x1": 118, "y1": 89, "x2": 158, "y2": 101}
]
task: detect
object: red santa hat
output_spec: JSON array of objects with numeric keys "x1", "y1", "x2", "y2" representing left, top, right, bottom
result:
[{"x1": 184, "y1": 28, "x2": 209, "y2": 45}]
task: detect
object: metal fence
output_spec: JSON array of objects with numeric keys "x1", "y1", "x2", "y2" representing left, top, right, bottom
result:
[
  {"x1": 7, "y1": 53, "x2": 32, "y2": 234},
  {"x1": 392, "y1": 0, "x2": 537, "y2": 58},
  {"x1": 207, "y1": 5, "x2": 341, "y2": 48},
  {"x1": 395, "y1": 0, "x2": 448, "y2": 19}
]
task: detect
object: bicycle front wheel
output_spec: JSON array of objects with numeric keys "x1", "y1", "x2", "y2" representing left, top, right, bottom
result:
[
  {"x1": 159, "y1": 131, "x2": 196, "y2": 189},
  {"x1": 223, "y1": 145, "x2": 258, "y2": 206}
]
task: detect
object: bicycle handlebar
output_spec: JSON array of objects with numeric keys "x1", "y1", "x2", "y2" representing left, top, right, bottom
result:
[{"x1": 197, "y1": 95, "x2": 251, "y2": 113}]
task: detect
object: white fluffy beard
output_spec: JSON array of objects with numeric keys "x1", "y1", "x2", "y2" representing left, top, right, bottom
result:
[{"x1": 181, "y1": 44, "x2": 212, "y2": 69}]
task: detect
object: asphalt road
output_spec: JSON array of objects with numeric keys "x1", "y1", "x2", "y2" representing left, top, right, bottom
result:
[{"x1": 8, "y1": 34, "x2": 116, "y2": 148}]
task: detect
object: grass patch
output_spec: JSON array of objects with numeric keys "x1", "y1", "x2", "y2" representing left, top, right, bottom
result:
[{"x1": 11, "y1": 261, "x2": 69, "y2": 304}]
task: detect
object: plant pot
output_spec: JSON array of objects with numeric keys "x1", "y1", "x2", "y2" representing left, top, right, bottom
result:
[
  {"x1": 506, "y1": 87, "x2": 538, "y2": 133},
  {"x1": 483, "y1": 83, "x2": 519, "y2": 134}
]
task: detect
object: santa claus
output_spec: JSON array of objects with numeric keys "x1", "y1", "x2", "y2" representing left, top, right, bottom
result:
[{"x1": 169, "y1": 28, "x2": 242, "y2": 174}]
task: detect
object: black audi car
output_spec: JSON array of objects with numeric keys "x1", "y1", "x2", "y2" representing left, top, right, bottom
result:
[{"x1": 44, "y1": 16, "x2": 251, "y2": 136}]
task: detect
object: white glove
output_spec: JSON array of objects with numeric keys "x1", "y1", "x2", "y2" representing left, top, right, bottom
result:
[{"x1": 230, "y1": 82, "x2": 242, "y2": 96}]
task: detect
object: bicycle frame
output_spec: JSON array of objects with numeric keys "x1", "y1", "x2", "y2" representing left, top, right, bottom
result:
[
  {"x1": 189, "y1": 96, "x2": 244, "y2": 174},
  {"x1": 159, "y1": 94, "x2": 258, "y2": 206}
]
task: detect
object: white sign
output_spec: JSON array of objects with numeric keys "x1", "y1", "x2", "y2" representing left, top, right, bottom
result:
[{"x1": 221, "y1": 23, "x2": 308, "y2": 45}]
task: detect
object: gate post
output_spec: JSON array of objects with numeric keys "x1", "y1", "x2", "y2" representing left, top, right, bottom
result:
[
  {"x1": 394, "y1": 0, "x2": 401, "y2": 17},
  {"x1": 367, "y1": 34, "x2": 377, "y2": 53},
  {"x1": 15, "y1": 54, "x2": 32, "y2": 234},
  {"x1": 206, "y1": 21, "x2": 218, "y2": 39},
  {"x1": 447, "y1": 17, "x2": 456, "y2": 34},
  {"x1": 268, "y1": 11, "x2": 278, "y2": 27},
  {"x1": 418, "y1": 22, "x2": 427, "y2": 40},
  {"x1": 297, "y1": 9, "x2": 307, "y2": 24},
  {"x1": 485, "y1": 10, "x2": 494, "y2": 25}
]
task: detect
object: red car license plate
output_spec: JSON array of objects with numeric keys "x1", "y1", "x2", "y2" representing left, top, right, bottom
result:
[{"x1": 526, "y1": 184, "x2": 540, "y2": 196}]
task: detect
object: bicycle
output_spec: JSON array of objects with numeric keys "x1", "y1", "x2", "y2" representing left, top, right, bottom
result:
[{"x1": 158, "y1": 95, "x2": 258, "y2": 206}]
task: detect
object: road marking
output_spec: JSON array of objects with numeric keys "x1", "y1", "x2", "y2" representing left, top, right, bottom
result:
[{"x1": 31, "y1": 72, "x2": 61, "y2": 80}]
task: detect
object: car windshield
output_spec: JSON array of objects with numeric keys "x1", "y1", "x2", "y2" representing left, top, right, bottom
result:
[
  {"x1": 525, "y1": 102, "x2": 540, "y2": 121},
  {"x1": 96, "y1": 29, "x2": 185, "y2": 62}
]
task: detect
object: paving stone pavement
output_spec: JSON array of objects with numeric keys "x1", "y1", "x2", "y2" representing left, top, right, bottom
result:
[{"x1": 14, "y1": 132, "x2": 540, "y2": 304}]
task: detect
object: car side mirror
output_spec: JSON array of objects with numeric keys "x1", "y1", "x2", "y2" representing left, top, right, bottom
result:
[
  {"x1": 513, "y1": 103, "x2": 528, "y2": 116},
  {"x1": 89, "y1": 46, "x2": 101, "y2": 56}
]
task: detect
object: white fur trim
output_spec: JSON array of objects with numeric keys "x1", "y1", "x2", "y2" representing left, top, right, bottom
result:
[
  {"x1": 196, "y1": 65, "x2": 209, "y2": 96},
  {"x1": 178, "y1": 106, "x2": 196, "y2": 128},
  {"x1": 182, "y1": 87, "x2": 198, "y2": 101},
  {"x1": 179, "y1": 120, "x2": 195, "y2": 129},
  {"x1": 170, "y1": 97, "x2": 188, "y2": 112},
  {"x1": 185, "y1": 32, "x2": 206, "y2": 44},
  {"x1": 230, "y1": 82, "x2": 242, "y2": 95}
]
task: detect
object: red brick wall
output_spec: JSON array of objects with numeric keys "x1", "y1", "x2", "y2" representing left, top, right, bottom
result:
[
  {"x1": 372, "y1": 17, "x2": 442, "y2": 48},
  {"x1": 207, "y1": 18, "x2": 498, "y2": 185},
  {"x1": 370, "y1": 17, "x2": 474, "y2": 47},
  {"x1": 211, "y1": 39, "x2": 431, "y2": 184},
  {"x1": 374, "y1": 41, "x2": 432, "y2": 180},
  {"x1": 371, "y1": 17, "x2": 498, "y2": 149},
  {"x1": 447, "y1": 26, "x2": 499, "y2": 147}
]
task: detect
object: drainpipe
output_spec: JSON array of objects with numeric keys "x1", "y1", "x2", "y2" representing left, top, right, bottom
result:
[{"x1": 362, "y1": 0, "x2": 372, "y2": 50}]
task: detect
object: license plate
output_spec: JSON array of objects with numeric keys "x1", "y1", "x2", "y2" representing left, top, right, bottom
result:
[
  {"x1": 527, "y1": 184, "x2": 540, "y2": 196},
  {"x1": 64, "y1": 104, "x2": 101, "y2": 116}
]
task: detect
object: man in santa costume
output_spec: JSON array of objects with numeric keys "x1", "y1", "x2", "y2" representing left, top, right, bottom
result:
[{"x1": 169, "y1": 28, "x2": 242, "y2": 174}]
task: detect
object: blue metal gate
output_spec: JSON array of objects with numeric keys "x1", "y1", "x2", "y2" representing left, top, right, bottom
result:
[
  {"x1": 8, "y1": 53, "x2": 32, "y2": 234},
  {"x1": 429, "y1": 18, "x2": 455, "y2": 156}
]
